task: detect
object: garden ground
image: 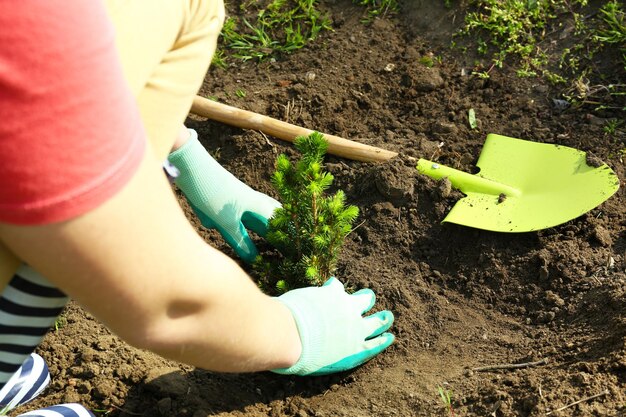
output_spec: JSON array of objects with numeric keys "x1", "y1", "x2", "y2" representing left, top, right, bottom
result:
[{"x1": 26, "y1": 1, "x2": 625, "y2": 416}]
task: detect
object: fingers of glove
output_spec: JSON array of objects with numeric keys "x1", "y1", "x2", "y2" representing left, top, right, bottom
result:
[
  {"x1": 241, "y1": 193, "x2": 281, "y2": 236},
  {"x1": 255, "y1": 192, "x2": 281, "y2": 217},
  {"x1": 322, "y1": 277, "x2": 345, "y2": 291},
  {"x1": 361, "y1": 310, "x2": 394, "y2": 340},
  {"x1": 350, "y1": 288, "x2": 376, "y2": 314},
  {"x1": 189, "y1": 200, "x2": 217, "y2": 230},
  {"x1": 241, "y1": 211, "x2": 271, "y2": 237},
  {"x1": 307, "y1": 332, "x2": 395, "y2": 376},
  {"x1": 362, "y1": 331, "x2": 395, "y2": 358},
  {"x1": 190, "y1": 201, "x2": 259, "y2": 262},
  {"x1": 218, "y1": 220, "x2": 259, "y2": 263}
]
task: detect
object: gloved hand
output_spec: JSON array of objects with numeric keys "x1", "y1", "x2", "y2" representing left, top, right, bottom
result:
[
  {"x1": 168, "y1": 129, "x2": 281, "y2": 263},
  {"x1": 273, "y1": 277, "x2": 394, "y2": 376}
]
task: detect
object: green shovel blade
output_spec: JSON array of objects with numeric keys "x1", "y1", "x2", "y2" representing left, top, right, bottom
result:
[{"x1": 417, "y1": 134, "x2": 620, "y2": 232}]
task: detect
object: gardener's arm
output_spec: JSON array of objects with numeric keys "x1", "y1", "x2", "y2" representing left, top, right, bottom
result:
[
  {"x1": 0, "y1": 143, "x2": 395, "y2": 375},
  {"x1": 0, "y1": 145, "x2": 303, "y2": 372},
  {"x1": 0, "y1": 0, "x2": 393, "y2": 375}
]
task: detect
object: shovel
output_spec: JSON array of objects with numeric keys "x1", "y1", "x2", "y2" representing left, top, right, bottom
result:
[{"x1": 190, "y1": 95, "x2": 620, "y2": 232}]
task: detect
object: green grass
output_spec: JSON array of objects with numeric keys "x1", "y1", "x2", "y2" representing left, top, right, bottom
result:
[
  {"x1": 454, "y1": 0, "x2": 589, "y2": 80},
  {"x1": 215, "y1": 0, "x2": 623, "y2": 111},
  {"x1": 353, "y1": 0, "x2": 399, "y2": 21},
  {"x1": 603, "y1": 118, "x2": 624, "y2": 135},
  {"x1": 54, "y1": 315, "x2": 67, "y2": 331},
  {"x1": 211, "y1": 48, "x2": 228, "y2": 69},
  {"x1": 217, "y1": 0, "x2": 397, "y2": 64},
  {"x1": 594, "y1": 1, "x2": 626, "y2": 48},
  {"x1": 219, "y1": 0, "x2": 332, "y2": 62},
  {"x1": 448, "y1": 0, "x2": 625, "y2": 112},
  {"x1": 437, "y1": 385, "x2": 455, "y2": 417}
]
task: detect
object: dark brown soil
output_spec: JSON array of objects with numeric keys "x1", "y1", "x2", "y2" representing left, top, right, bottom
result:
[{"x1": 24, "y1": 2, "x2": 625, "y2": 416}]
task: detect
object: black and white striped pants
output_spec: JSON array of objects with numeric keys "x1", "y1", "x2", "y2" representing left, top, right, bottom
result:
[
  {"x1": 0, "y1": 265, "x2": 94, "y2": 416},
  {"x1": 0, "y1": 265, "x2": 68, "y2": 385}
]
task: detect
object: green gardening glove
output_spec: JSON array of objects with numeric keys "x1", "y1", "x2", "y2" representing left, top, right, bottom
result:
[
  {"x1": 273, "y1": 277, "x2": 394, "y2": 376},
  {"x1": 168, "y1": 129, "x2": 281, "y2": 263}
]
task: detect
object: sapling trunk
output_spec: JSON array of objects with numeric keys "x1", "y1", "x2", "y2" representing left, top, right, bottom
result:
[{"x1": 254, "y1": 132, "x2": 359, "y2": 293}]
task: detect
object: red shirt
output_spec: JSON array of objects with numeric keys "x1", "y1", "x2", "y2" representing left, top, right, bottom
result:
[{"x1": 0, "y1": 0, "x2": 146, "y2": 225}]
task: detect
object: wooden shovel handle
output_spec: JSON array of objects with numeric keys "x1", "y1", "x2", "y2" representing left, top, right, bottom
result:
[{"x1": 190, "y1": 95, "x2": 398, "y2": 162}]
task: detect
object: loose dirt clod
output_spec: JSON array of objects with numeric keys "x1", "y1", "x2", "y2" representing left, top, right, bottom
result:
[{"x1": 586, "y1": 152, "x2": 604, "y2": 168}]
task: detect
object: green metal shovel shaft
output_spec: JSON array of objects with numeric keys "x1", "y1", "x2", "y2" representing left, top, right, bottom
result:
[{"x1": 416, "y1": 159, "x2": 522, "y2": 197}]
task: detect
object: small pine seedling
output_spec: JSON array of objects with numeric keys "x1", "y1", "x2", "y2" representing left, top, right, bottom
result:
[{"x1": 255, "y1": 132, "x2": 359, "y2": 293}]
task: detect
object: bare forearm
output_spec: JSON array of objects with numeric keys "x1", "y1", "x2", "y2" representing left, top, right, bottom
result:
[
  {"x1": 0, "y1": 147, "x2": 301, "y2": 372},
  {"x1": 132, "y1": 245, "x2": 302, "y2": 372},
  {"x1": 145, "y1": 270, "x2": 300, "y2": 371}
]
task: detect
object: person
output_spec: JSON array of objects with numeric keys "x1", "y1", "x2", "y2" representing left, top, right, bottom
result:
[{"x1": 0, "y1": 1, "x2": 395, "y2": 415}]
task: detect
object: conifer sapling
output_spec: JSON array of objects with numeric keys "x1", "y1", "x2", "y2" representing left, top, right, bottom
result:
[{"x1": 255, "y1": 132, "x2": 359, "y2": 293}]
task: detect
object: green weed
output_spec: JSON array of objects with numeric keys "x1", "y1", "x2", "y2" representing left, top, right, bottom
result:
[
  {"x1": 216, "y1": 0, "x2": 399, "y2": 63},
  {"x1": 420, "y1": 56, "x2": 436, "y2": 67},
  {"x1": 219, "y1": 0, "x2": 331, "y2": 62},
  {"x1": 458, "y1": 0, "x2": 587, "y2": 79},
  {"x1": 603, "y1": 118, "x2": 624, "y2": 135},
  {"x1": 211, "y1": 49, "x2": 228, "y2": 69},
  {"x1": 54, "y1": 315, "x2": 67, "y2": 332},
  {"x1": 353, "y1": 0, "x2": 399, "y2": 22},
  {"x1": 594, "y1": 1, "x2": 626, "y2": 50},
  {"x1": 438, "y1": 385, "x2": 456, "y2": 417},
  {"x1": 452, "y1": 0, "x2": 625, "y2": 112}
]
